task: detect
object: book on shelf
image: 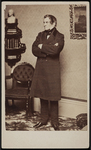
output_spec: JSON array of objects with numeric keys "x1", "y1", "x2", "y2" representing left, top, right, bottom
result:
[
  {"x1": 5, "y1": 38, "x2": 20, "y2": 49},
  {"x1": 9, "y1": 38, "x2": 15, "y2": 48},
  {"x1": 14, "y1": 39, "x2": 19, "y2": 48},
  {"x1": 7, "y1": 39, "x2": 9, "y2": 48}
]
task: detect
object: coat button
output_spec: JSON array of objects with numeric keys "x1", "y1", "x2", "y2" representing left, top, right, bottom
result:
[{"x1": 46, "y1": 59, "x2": 47, "y2": 61}]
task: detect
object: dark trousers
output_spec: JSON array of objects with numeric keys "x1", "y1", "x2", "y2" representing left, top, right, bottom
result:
[{"x1": 40, "y1": 99, "x2": 58, "y2": 125}]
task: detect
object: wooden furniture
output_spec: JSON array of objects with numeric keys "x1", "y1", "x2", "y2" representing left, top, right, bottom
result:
[
  {"x1": 5, "y1": 62, "x2": 34, "y2": 118},
  {"x1": 5, "y1": 18, "x2": 26, "y2": 67}
]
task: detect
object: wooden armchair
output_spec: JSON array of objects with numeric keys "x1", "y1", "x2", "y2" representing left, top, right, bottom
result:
[{"x1": 5, "y1": 62, "x2": 34, "y2": 117}]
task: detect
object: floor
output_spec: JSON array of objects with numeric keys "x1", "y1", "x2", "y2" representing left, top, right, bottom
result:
[{"x1": 5, "y1": 105, "x2": 84, "y2": 131}]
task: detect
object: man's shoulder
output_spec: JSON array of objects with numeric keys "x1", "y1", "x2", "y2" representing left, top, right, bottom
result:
[
  {"x1": 56, "y1": 30, "x2": 64, "y2": 38},
  {"x1": 37, "y1": 31, "x2": 44, "y2": 36},
  {"x1": 53, "y1": 28, "x2": 64, "y2": 38}
]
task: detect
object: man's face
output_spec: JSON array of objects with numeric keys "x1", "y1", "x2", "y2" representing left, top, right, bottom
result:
[{"x1": 43, "y1": 17, "x2": 54, "y2": 31}]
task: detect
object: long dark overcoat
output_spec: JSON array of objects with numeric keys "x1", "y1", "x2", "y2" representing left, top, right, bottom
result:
[{"x1": 30, "y1": 28, "x2": 64, "y2": 101}]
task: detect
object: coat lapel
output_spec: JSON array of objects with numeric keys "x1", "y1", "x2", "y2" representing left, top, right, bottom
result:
[
  {"x1": 41, "y1": 31, "x2": 47, "y2": 43},
  {"x1": 41, "y1": 28, "x2": 58, "y2": 44}
]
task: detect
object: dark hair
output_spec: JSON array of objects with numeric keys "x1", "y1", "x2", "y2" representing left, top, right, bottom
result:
[{"x1": 44, "y1": 14, "x2": 57, "y2": 27}]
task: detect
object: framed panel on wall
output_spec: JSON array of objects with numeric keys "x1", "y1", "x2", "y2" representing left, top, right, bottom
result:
[{"x1": 69, "y1": 4, "x2": 87, "y2": 39}]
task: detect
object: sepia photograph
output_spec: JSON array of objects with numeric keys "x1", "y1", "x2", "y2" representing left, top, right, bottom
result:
[{"x1": 2, "y1": 1, "x2": 89, "y2": 148}]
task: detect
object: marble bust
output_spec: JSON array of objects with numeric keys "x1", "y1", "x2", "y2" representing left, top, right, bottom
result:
[{"x1": 7, "y1": 9, "x2": 16, "y2": 23}]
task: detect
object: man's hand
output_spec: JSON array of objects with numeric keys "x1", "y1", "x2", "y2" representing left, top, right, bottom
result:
[
  {"x1": 54, "y1": 43, "x2": 58, "y2": 46},
  {"x1": 38, "y1": 44, "x2": 43, "y2": 49}
]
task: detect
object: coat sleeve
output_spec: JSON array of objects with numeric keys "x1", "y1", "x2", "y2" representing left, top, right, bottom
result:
[
  {"x1": 41, "y1": 34, "x2": 64, "y2": 56},
  {"x1": 32, "y1": 33, "x2": 46, "y2": 58}
]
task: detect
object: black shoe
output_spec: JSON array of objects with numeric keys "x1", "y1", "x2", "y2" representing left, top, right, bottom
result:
[
  {"x1": 33, "y1": 122, "x2": 47, "y2": 128},
  {"x1": 52, "y1": 124, "x2": 59, "y2": 130}
]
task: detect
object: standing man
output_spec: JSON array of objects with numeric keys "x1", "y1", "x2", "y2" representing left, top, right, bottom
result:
[{"x1": 31, "y1": 14, "x2": 64, "y2": 130}]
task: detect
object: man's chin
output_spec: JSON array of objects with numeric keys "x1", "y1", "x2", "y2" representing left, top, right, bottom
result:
[{"x1": 45, "y1": 29, "x2": 50, "y2": 31}]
